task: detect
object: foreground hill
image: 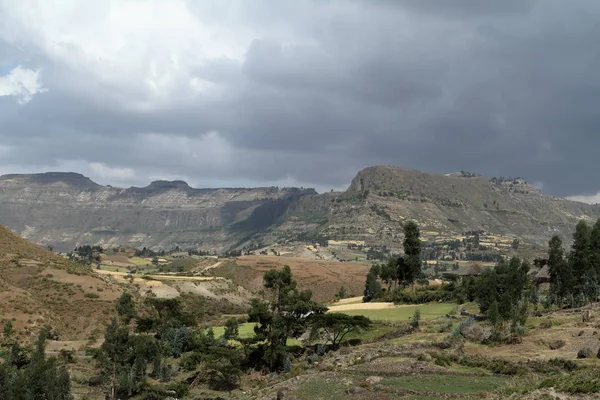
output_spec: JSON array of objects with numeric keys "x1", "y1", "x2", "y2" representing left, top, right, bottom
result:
[
  {"x1": 0, "y1": 167, "x2": 598, "y2": 253},
  {"x1": 0, "y1": 224, "x2": 122, "y2": 342}
]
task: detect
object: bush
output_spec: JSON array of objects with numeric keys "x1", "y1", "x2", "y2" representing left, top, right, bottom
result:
[
  {"x1": 438, "y1": 321, "x2": 453, "y2": 333},
  {"x1": 548, "y1": 340, "x2": 566, "y2": 350},
  {"x1": 539, "y1": 370, "x2": 600, "y2": 393},
  {"x1": 547, "y1": 358, "x2": 578, "y2": 372},
  {"x1": 84, "y1": 292, "x2": 100, "y2": 299},
  {"x1": 179, "y1": 352, "x2": 202, "y2": 371},
  {"x1": 577, "y1": 348, "x2": 593, "y2": 359},
  {"x1": 410, "y1": 309, "x2": 421, "y2": 329}
]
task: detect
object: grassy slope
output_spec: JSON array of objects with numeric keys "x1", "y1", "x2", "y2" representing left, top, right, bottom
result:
[{"x1": 0, "y1": 224, "x2": 123, "y2": 342}]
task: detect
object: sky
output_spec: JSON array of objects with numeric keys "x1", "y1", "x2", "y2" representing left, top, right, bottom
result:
[{"x1": 0, "y1": 1, "x2": 599, "y2": 200}]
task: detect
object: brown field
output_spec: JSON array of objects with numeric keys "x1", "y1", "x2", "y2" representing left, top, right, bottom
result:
[{"x1": 213, "y1": 255, "x2": 370, "y2": 302}]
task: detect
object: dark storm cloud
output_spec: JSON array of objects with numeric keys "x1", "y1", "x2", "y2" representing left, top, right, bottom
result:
[{"x1": 1, "y1": 0, "x2": 600, "y2": 197}]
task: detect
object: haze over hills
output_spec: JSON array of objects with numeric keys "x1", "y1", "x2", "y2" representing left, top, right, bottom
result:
[{"x1": 0, "y1": 166, "x2": 598, "y2": 253}]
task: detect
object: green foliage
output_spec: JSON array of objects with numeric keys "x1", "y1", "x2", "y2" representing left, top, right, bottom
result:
[
  {"x1": 548, "y1": 235, "x2": 571, "y2": 304},
  {"x1": 136, "y1": 297, "x2": 195, "y2": 334},
  {"x1": 116, "y1": 292, "x2": 136, "y2": 322},
  {"x1": 248, "y1": 265, "x2": 325, "y2": 371},
  {"x1": 568, "y1": 220, "x2": 597, "y2": 301},
  {"x1": 548, "y1": 218, "x2": 600, "y2": 306},
  {"x1": 363, "y1": 271, "x2": 382, "y2": 302},
  {"x1": 95, "y1": 318, "x2": 160, "y2": 398},
  {"x1": 539, "y1": 369, "x2": 600, "y2": 393},
  {"x1": 577, "y1": 347, "x2": 593, "y2": 359},
  {"x1": 160, "y1": 327, "x2": 190, "y2": 358},
  {"x1": 223, "y1": 318, "x2": 239, "y2": 340},
  {"x1": 3, "y1": 320, "x2": 14, "y2": 338},
  {"x1": 335, "y1": 286, "x2": 347, "y2": 300},
  {"x1": 0, "y1": 327, "x2": 72, "y2": 400},
  {"x1": 475, "y1": 257, "x2": 531, "y2": 334},
  {"x1": 402, "y1": 221, "x2": 422, "y2": 286},
  {"x1": 205, "y1": 348, "x2": 242, "y2": 393},
  {"x1": 410, "y1": 308, "x2": 421, "y2": 329},
  {"x1": 310, "y1": 313, "x2": 371, "y2": 348}
]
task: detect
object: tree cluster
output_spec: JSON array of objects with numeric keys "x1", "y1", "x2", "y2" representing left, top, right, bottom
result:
[
  {"x1": 68, "y1": 244, "x2": 103, "y2": 264},
  {"x1": 475, "y1": 257, "x2": 531, "y2": 339},
  {"x1": 363, "y1": 221, "x2": 423, "y2": 302},
  {"x1": 0, "y1": 327, "x2": 71, "y2": 400},
  {"x1": 548, "y1": 219, "x2": 600, "y2": 307},
  {"x1": 247, "y1": 265, "x2": 327, "y2": 370}
]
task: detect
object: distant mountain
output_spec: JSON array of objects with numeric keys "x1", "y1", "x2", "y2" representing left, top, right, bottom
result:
[
  {"x1": 0, "y1": 172, "x2": 316, "y2": 252},
  {"x1": 0, "y1": 167, "x2": 598, "y2": 254},
  {"x1": 272, "y1": 166, "x2": 600, "y2": 253}
]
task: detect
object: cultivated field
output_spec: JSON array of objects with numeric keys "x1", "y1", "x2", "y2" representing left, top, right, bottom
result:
[{"x1": 212, "y1": 255, "x2": 371, "y2": 302}]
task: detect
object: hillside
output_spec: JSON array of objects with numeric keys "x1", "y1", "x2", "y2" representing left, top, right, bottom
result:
[
  {"x1": 0, "y1": 167, "x2": 599, "y2": 254},
  {"x1": 273, "y1": 166, "x2": 600, "y2": 253},
  {"x1": 0, "y1": 224, "x2": 123, "y2": 342}
]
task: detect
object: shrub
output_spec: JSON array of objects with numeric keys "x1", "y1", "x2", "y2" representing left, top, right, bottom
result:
[
  {"x1": 410, "y1": 309, "x2": 421, "y2": 329},
  {"x1": 547, "y1": 358, "x2": 578, "y2": 372},
  {"x1": 577, "y1": 347, "x2": 593, "y2": 359},
  {"x1": 179, "y1": 352, "x2": 203, "y2": 371},
  {"x1": 84, "y1": 292, "x2": 100, "y2": 299},
  {"x1": 548, "y1": 340, "x2": 566, "y2": 350},
  {"x1": 438, "y1": 321, "x2": 453, "y2": 333}
]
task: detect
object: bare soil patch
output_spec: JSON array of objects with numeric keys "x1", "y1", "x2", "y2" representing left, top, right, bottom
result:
[{"x1": 213, "y1": 255, "x2": 370, "y2": 302}]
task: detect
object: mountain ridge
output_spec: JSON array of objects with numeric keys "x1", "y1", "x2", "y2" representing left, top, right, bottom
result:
[{"x1": 0, "y1": 166, "x2": 598, "y2": 253}]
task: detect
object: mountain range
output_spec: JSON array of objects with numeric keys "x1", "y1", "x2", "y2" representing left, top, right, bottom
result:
[{"x1": 0, "y1": 167, "x2": 597, "y2": 253}]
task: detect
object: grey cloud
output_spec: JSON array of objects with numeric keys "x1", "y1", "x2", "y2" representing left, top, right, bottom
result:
[{"x1": 1, "y1": 0, "x2": 600, "y2": 197}]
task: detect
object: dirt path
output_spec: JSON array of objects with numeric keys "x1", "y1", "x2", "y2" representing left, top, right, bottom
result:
[
  {"x1": 95, "y1": 269, "x2": 222, "y2": 281},
  {"x1": 191, "y1": 260, "x2": 223, "y2": 273},
  {"x1": 328, "y1": 302, "x2": 396, "y2": 312},
  {"x1": 335, "y1": 296, "x2": 364, "y2": 305}
]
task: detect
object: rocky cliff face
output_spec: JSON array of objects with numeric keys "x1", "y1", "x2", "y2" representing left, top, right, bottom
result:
[
  {"x1": 1, "y1": 167, "x2": 598, "y2": 253},
  {"x1": 0, "y1": 172, "x2": 315, "y2": 251}
]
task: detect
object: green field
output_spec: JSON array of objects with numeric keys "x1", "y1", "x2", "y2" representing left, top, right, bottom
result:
[
  {"x1": 341, "y1": 303, "x2": 456, "y2": 322},
  {"x1": 128, "y1": 257, "x2": 153, "y2": 266},
  {"x1": 211, "y1": 322, "x2": 257, "y2": 339},
  {"x1": 382, "y1": 374, "x2": 508, "y2": 394},
  {"x1": 98, "y1": 265, "x2": 129, "y2": 273},
  {"x1": 293, "y1": 373, "x2": 508, "y2": 399}
]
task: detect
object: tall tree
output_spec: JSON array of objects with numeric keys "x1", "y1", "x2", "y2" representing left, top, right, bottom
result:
[
  {"x1": 476, "y1": 257, "x2": 531, "y2": 327},
  {"x1": 363, "y1": 271, "x2": 382, "y2": 302},
  {"x1": 116, "y1": 292, "x2": 136, "y2": 323},
  {"x1": 548, "y1": 235, "x2": 571, "y2": 305},
  {"x1": 248, "y1": 266, "x2": 325, "y2": 371},
  {"x1": 590, "y1": 218, "x2": 600, "y2": 276},
  {"x1": 379, "y1": 258, "x2": 397, "y2": 289},
  {"x1": 569, "y1": 220, "x2": 592, "y2": 295},
  {"x1": 402, "y1": 221, "x2": 422, "y2": 287}
]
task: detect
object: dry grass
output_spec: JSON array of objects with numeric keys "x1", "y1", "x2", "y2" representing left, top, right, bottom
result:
[{"x1": 213, "y1": 255, "x2": 370, "y2": 302}]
